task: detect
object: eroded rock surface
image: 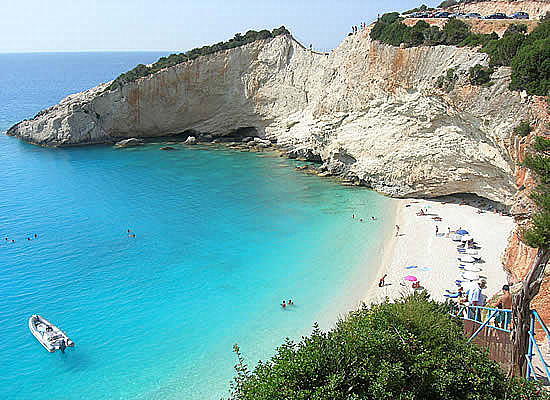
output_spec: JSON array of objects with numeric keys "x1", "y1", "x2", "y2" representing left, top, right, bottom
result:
[{"x1": 7, "y1": 33, "x2": 531, "y2": 204}]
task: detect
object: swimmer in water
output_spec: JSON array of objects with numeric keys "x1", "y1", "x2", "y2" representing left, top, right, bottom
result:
[
  {"x1": 288, "y1": 299, "x2": 293, "y2": 305},
  {"x1": 34, "y1": 234, "x2": 37, "y2": 238},
  {"x1": 372, "y1": 216, "x2": 375, "y2": 221},
  {"x1": 281, "y1": 300, "x2": 286, "y2": 308},
  {"x1": 359, "y1": 218, "x2": 363, "y2": 222}
]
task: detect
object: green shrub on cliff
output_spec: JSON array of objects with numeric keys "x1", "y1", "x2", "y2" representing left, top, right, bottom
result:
[
  {"x1": 514, "y1": 120, "x2": 532, "y2": 137},
  {"x1": 370, "y1": 12, "x2": 402, "y2": 41},
  {"x1": 482, "y1": 33, "x2": 525, "y2": 67},
  {"x1": 438, "y1": 0, "x2": 458, "y2": 8},
  {"x1": 436, "y1": 68, "x2": 458, "y2": 92},
  {"x1": 108, "y1": 26, "x2": 290, "y2": 91},
  {"x1": 372, "y1": 14, "x2": 470, "y2": 47},
  {"x1": 403, "y1": 4, "x2": 429, "y2": 14},
  {"x1": 469, "y1": 64, "x2": 493, "y2": 85},
  {"x1": 486, "y1": 18, "x2": 550, "y2": 95},
  {"x1": 509, "y1": 36, "x2": 550, "y2": 95},
  {"x1": 459, "y1": 32, "x2": 498, "y2": 47},
  {"x1": 228, "y1": 292, "x2": 548, "y2": 400},
  {"x1": 442, "y1": 18, "x2": 470, "y2": 45}
]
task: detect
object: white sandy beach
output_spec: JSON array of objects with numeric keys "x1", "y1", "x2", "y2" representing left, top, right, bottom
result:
[{"x1": 365, "y1": 197, "x2": 516, "y2": 305}]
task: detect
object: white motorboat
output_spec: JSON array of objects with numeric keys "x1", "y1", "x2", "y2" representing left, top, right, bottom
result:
[{"x1": 28, "y1": 315, "x2": 74, "y2": 353}]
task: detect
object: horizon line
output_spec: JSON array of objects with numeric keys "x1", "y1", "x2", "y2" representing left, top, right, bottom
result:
[{"x1": 0, "y1": 50, "x2": 178, "y2": 55}]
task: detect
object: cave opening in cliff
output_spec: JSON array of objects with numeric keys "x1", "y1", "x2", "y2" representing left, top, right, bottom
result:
[
  {"x1": 180, "y1": 129, "x2": 200, "y2": 139},
  {"x1": 229, "y1": 127, "x2": 259, "y2": 140},
  {"x1": 433, "y1": 193, "x2": 511, "y2": 214}
]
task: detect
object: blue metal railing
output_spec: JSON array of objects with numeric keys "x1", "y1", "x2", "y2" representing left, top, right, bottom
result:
[
  {"x1": 452, "y1": 304, "x2": 549, "y2": 383},
  {"x1": 526, "y1": 310, "x2": 550, "y2": 383}
]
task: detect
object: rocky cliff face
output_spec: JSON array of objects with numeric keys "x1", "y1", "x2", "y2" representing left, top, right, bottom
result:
[{"x1": 7, "y1": 32, "x2": 531, "y2": 204}]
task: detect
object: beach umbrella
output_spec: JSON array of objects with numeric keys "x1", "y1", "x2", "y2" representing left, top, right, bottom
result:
[
  {"x1": 458, "y1": 255, "x2": 475, "y2": 263},
  {"x1": 461, "y1": 235, "x2": 473, "y2": 242},
  {"x1": 456, "y1": 229, "x2": 469, "y2": 235},
  {"x1": 465, "y1": 249, "x2": 478, "y2": 255},
  {"x1": 464, "y1": 265, "x2": 482, "y2": 272},
  {"x1": 463, "y1": 271, "x2": 479, "y2": 281},
  {"x1": 404, "y1": 275, "x2": 417, "y2": 282}
]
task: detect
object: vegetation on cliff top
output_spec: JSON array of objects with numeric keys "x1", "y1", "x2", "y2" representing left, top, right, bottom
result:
[
  {"x1": 370, "y1": 13, "x2": 550, "y2": 96},
  {"x1": 228, "y1": 293, "x2": 548, "y2": 400},
  {"x1": 107, "y1": 26, "x2": 290, "y2": 91},
  {"x1": 522, "y1": 135, "x2": 550, "y2": 249}
]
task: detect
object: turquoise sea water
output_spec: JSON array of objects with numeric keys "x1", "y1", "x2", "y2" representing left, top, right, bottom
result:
[{"x1": 0, "y1": 53, "x2": 391, "y2": 399}]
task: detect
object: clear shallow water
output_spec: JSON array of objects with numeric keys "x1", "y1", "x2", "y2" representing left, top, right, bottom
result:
[{"x1": 0, "y1": 53, "x2": 391, "y2": 399}]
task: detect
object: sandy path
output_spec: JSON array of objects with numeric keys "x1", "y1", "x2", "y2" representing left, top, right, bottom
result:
[{"x1": 365, "y1": 197, "x2": 515, "y2": 304}]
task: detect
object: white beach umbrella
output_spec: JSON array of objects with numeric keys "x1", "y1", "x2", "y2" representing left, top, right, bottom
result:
[
  {"x1": 461, "y1": 235, "x2": 473, "y2": 242},
  {"x1": 464, "y1": 265, "x2": 482, "y2": 272},
  {"x1": 459, "y1": 255, "x2": 475, "y2": 263},
  {"x1": 463, "y1": 271, "x2": 480, "y2": 281}
]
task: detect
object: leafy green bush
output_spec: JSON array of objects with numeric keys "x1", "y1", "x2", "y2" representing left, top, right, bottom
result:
[
  {"x1": 438, "y1": 0, "x2": 458, "y2": 8},
  {"x1": 510, "y1": 36, "x2": 550, "y2": 95},
  {"x1": 436, "y1": 68, "x2": 458, "y2": 92},
  {"x1": 460, "y1": 32, "x2": 499, "y2": 47},
  {"x1": 372, "y1": 14, "x2": 471, "y2": 47},
  {"x1": 108, "y1": 26, "x2": 290, "y2": 91},
  {"x1": 502, "y1": 18, "x2": 550, "y2": 95},
  {"x1": 442, "y1": 18, "x2": 470, "y2": 45},
  {"x1": 380, "y1": 21, "x2": 409, "y2": 46},
  {"x1": 469, "y1": 64, "x2": 493, "y2": 85},
  {"x1": 482, "y1": 33, "x2": 525, "y2": 67},
  {"x1": 514, "y1": 120, "x2": 532, "y2": 137},
  {"x1": 504, "y1": 24, "x2": 528, "y2": 37},
  {"x1": 228, "y1": 293, "x2": 549, "y2": 400},
  {"x1": 370, "y1": 12, "x2": 401, "y2": 41},
  {"x1": 403, "y1": 4, "x2": 429, "y2": 14}
]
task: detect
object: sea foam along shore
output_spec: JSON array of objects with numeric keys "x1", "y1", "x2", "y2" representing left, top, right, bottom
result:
[{"x1": 365, "y1": 197, "x2": 516, "y2": 305}]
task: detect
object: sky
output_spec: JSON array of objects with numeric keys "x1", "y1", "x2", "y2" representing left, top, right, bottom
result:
[{"x1": 1, "y1": 0, "x2": 439, "y2": 53}]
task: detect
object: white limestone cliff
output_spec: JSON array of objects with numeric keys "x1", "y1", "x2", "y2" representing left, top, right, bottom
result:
[{"x1": 7, "y1": 32, "x2": 531, "y2": 205}]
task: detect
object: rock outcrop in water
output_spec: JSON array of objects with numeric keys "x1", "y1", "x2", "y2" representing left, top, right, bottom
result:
[{"x1": 7, "y1": 31, "x2": 532, "y2": 205}]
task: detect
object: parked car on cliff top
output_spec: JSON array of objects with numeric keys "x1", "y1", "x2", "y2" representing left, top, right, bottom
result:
[
  {"x1": 510, "y1": 12, "x2": 529, "y2": 19},
  {"x1": 405, "y1": 11, "x2": 429, "y2": 18},
  {"x1": 484, "y1": 13, "x2": 508, "y2": 19},
  {"x1": 465, "y1": 13, "x2": 482, "y2": 19},
  {"x1": 434, "y1": 11, "x2": 451, "y2": 18}
]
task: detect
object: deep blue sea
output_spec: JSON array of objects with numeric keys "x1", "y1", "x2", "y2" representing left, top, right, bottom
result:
[{"x1": 0, "y1": 52, "x2": 391, "y2": 399}]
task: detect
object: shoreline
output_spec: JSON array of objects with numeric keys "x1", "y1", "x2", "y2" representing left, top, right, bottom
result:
[{"x1": 364, "y1": 196, "x2": 515, "y2": 305}]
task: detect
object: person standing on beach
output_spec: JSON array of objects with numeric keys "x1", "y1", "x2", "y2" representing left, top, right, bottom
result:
[
  {"x1": 435, "y1": 225, "x2": 439, "y2": 236},
  {"x1": 395, "y1": 225, "x2": 400, "y2": 237},
  {"x1": 378, "y1": 274, "x2": 387, "y2": 287}
]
